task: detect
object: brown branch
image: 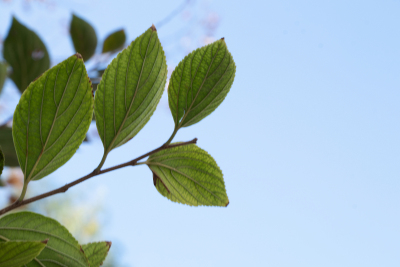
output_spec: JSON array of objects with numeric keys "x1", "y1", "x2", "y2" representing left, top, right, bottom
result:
[{"x1": 0, "y1": 138, "x2": 197, "y2": 216}]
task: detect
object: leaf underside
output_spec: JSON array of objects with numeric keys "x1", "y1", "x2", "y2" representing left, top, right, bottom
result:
[
  {"x1": 94, "y1": 26, "x2": 167, "y2": 152},
  {"x1": 12, "y1": 54, "x2": 94, "y2": 181},
  {"x1": 147, "y1": 144, "x2": 229, "y2": 207},
  {"x1": 3, "y1": 17, "x2": 50, "y2": 93},
  {"x1": 168, "y1": 38, "x2": 236, "y2": 129},
  {"x1": 0, "y1": 241, "x2": 47, "y2": 267},
  {"x1": 70, "y1": 14, "x2": 98, "y2": 62},
  {"x1": 82, "y1": 241, "x2": 111, "y2": 267},
  {"x1": 0, "y1": 211, "x2": 89, "y2": 267}
]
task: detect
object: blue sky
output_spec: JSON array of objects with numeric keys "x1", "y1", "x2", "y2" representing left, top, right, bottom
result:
[{"x1": 1, "y1": 0, "x2": 400, "y2": 266}]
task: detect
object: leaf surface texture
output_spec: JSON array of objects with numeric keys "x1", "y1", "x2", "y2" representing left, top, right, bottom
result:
[
  {"x1": 0, "y1": 212, "x2": 89, "y2": 267},
  {"x1": 0, "y1": 241, "x2": 47, "y2": 267},
  {"x1": 147, "y1": 144, "x2": 229, "y2": 206},
  {"x1": 168, "y1": 38, "x2": 235, "y2": 128},
  {"x1": 94, "y1": 26, "x2": 167, "y2": 152},
  {"x1": 82, "y1": 241, "x2": 111, "y2": 267},
  {"x1": 12, "y1": 54, "x2": 94, "y2": 181}
]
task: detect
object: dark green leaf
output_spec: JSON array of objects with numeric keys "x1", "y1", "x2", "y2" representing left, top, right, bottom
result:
[
  {"x1": 70, "y1": 14, "x2": 98, "y2": 62},
  {"x1": 3, "y1": 17, "x2": 50, "y2": 93},
  {"x1": 12, "y1": 54, "x2": 94, "y2": 181},
  {"x1": 102, "y1": 29, "x2": 126, "y2": 53},
  {"x1": 82, "y1": 241, "x2": 111, "y2": 267},
  {"x1": 0, "y1": 146, "x2": 4, "y2": 176},
  {"x1": 94, "y1": 25, "x2": 167, "y2": 153},
  {"x1": 0, "y1": 62, "x2": 7, "y2": 95},
  {"x1": 147, "y1": 144, "x2": 229, "y2": 207},
  {"x1": 0, "y1": 240, "x2": 47, "y2": 267},
  {"x1": 0, "y1": 128, "x2": 19, "y2": 167},
  {"x1": 168, "y1": 38, "x2": 236, "y2": 129},
  {"x1": 0, "y1": 211, "x2": 89, "y2": 266}
]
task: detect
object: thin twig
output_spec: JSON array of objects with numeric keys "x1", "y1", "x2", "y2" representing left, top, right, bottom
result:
[
  {"x1": 0, "y1": 138, "x2": 197, "y2": 216},
  {"x1": 155, "y1": 0, "x2": 191, "y2": 29}
]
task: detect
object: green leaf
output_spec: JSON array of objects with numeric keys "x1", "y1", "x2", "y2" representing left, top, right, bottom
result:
[
  {"x1": 0, "y1": 211, "x2": 89, "y2": 267},
  {"x1": 0, "y1": 128, "x2": 19, "y2": 167},
  {"x1": 168, "y1": 38, "x2": 236, "y2": 129},
  {"x1": 0, "y1": 61, "x2": 7, "y2": 95},
  {"x1": 0, "y1": 147, "x2": 4, "y2": 176},
  {"x1": 146, "y1": 144, "x2": 229, "y2": 207},
  {"x1": 3, "y1": 17, "x2": 50, "y2": 93},
  {"x1": 12, "y1": 54, "x2": 94, "y2": 181},
  {"x1": 0, "y1": 240, "x2": 47, "y2": 267},
  {"x1": 82, "y1": 241, "x2": 111, "y2": 267},
  {"x1": 70, "y1": 14, "x2": 98, "y2": 62},
  {"x1": 102, "y1": 29, "x2": 126, "y2": 53},
  {"x1": 94, "y1": 25, "x2": 167, "y2": 153}
]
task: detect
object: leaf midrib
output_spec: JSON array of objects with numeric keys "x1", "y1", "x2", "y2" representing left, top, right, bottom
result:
[
  {"x1": 0, "y1": 227, "x2": 79, "y2": 251},
  {"x1": 148, "y1": 162, "x2": 225, "y2": 203},
  {"x1": 183, "y1": 57, "x2": 234, "y2": 126},
  {"x1": 104, "y1": 30, "x2": 156, "y2": 152},
  {"x1": 177, "y1": 42, "x2": 224, "y2": 128},
  {"x1": 26, "y1": 58, "x2": 79, "y2": 181},
  {"x1": 41, "y1": 246, "x2": 87, "y2": 267}
]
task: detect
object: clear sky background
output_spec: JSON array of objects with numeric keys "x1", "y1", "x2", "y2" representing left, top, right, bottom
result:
[{"x1": 1, "y1": 0, "x2": 400, "y2": 266}]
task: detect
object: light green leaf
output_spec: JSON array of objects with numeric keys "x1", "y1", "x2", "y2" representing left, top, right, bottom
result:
[
  {"x1": 0, "y1": 61, "x2": 7, "y2": 95},
  {"x1": 0, "y1": 127, "x2": 19, "y2": 167},
  {"x1": 82, "y1": 241, "x2": 111, "y2": 267},
  {"x1": 168, "y1": 38, "x2": 236, "y2": 129},
  {"x1": 12, "y1": 54, "x2": 94, "y2": 181},
  {"x1": 0, "y1": 240, "x2": 47, "y2": 267},
  {"x1": 146, "y1": 144, "x2": 229, "y2": 207},
  {"x1": 94, "y1": 25, "x2": 167, "y2": 153},
  {"x1": 0, "y1": 146, "x2": 4, "y2": 176},
  {"x1": 3, "y1": 17, "x2": 50, "y2": 93},
  {"x1": 0, "y1": 211, "x2": 89, "y2": 267},
  {"x1": 70, "y1": 14, "x2": 98, "y2": 62},
  {"x1": 102, "y1": 29, "x2": 126, "y2": 53}
]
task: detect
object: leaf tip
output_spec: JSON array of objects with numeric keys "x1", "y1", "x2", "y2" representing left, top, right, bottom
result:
[
  {"x1": 225, "y1": 201, "x2": 229, "y2": 207},
  {"x1": 75, "y1": 53, "x2": 83, "y2": 59},
  {"x1": 106, "y1": 241, "x2": 112, "y2": 251},
  {"x1": 221, "y1": 37, "x2": 225, "y2": 40},
  {"x1": 150, "y1": 24, "x2": 157, "y2": 31},
  {"x1": 41, "y1": 238, "x2": 49, "y2": 244}
]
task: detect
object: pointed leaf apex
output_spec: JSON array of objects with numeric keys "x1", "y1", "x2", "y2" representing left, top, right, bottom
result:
[
  {"x1": 151, "y1": 24, "x2": 157, "y2": 31},
  {"x1": 75, "y1": 53, "x2": 83, "y2": 59},
  {"x1": 225, "y1": 201, "x2": 229, "y2": 207},
  {"x1": 221, "y1": 37, "x2": 225, "y2": 40},
  {"x1": 106, "y1": 241, "x2": 112, "y2": 251},
  {"x1": 41, "y1": 239, "x2": 49, "y2": 244}
]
